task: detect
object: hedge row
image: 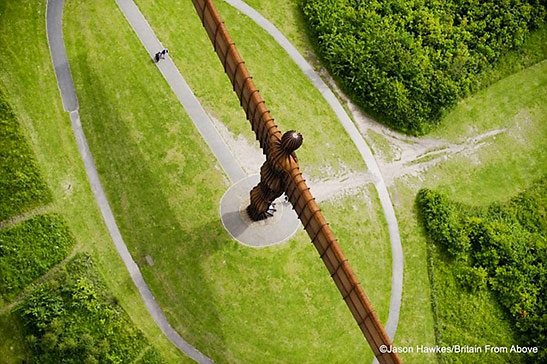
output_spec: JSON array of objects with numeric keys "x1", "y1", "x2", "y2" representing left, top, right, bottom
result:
[
  {"x1": 417, "y1": 179, "x2": 546, "y2": 362},
  {"x1": 15, "y1": 253, "x2": 162, "y2": 364},
  {"x1": 0, "y1": 89, "x2": 51, "y2": 220},
  {"x1": 0, "y1": 214, "x2": 75, "y2": 300},
  {"x1": 300, "y1": 0, "x2": 546, "y2": 134}
]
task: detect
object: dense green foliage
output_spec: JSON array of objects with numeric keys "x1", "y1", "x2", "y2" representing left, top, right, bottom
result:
[
  {"x1": 0, "y1": 90, "x2": 51, "y2": 220},
  {"x1": 418, "y1": 179, "x2": 546, "y2": 362},
  {"x1": 15, "y1": 253, "x2": 162, "y2": 364},
  {"x1": 0, "y1": 214, "x2": 75, "y2": 300},
  {"x1": 301, "y1": 0, "x2": 546, "y2": 134}
]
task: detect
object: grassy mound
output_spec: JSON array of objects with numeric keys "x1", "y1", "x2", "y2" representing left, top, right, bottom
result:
[
  {"x1": 301, "y1": 0, "x2": 546, "y2": 134},
  {"x1": 417, "y1": 179, "x2": 546, "y2": 363},
  {"x1": 0, "y1": 214, "x2": 75, "y2": 300},
  {"x1": 0, "y1": 90, "x2": 51, "y2": 220}
]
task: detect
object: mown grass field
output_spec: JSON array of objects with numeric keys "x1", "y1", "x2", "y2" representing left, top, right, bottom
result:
[
  {"x1": 62, "y1": 0, "x2": 392, "y2": 361},
  {"x1": 3, "y1": 0, "x2": 541, "y2": 362},
  {"x1": 0, "y1": 0, "x2": 185, "y2": 362}
]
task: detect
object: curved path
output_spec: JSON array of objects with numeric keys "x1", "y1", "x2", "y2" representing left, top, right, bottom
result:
[
  {"x1": 223, "y1": 0, "x2": 403, "y2": 341},
  {"x1": 46, "y1": 0, "x2": 213, "y2": 362}
]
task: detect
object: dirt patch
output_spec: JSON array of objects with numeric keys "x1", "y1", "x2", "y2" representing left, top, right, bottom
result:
[
  {"x1": 309, "y1": 172, "x2": 375, "y2": 202},
  {"x1": 209, "y1": 112, "x2": 265, "y2": 174},
  {"x1": 319, "y1": 68, "x2": 508, "y2": 184}
]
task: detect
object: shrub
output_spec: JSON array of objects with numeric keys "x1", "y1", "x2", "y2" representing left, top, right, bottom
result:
[
  {"x1": 15, "y1": 254, "x2": 162, "y2": 363},
  {"x1": 457, "y1": 266, "x2": 488, "y2": 293},
  {"x1": 417, "y1": 188, "x2": 469, "y2": 256},
  {"x1": 300, "y1": 0, "x2": 547, "y2": 134},
  {"x1": 417, "y1": 178, "x2": 547, "y2": 362}
]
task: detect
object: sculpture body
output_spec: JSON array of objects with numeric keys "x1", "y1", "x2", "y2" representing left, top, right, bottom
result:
[{"x1": 191, "y1": 1, "x2": 402, "y2": 362}]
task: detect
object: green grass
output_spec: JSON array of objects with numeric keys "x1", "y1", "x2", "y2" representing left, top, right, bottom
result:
[
  {"x1": 429, "y1": 245, "x2": 521, "y2": 364},
  {"x1": 0, "y1": 0, "x2": 185, "y2": 362},
  {"x1": 432, "y1": 60, "x2": 547, "y2": 144},
  {"x1": 418, "y1": 182, "x2": 547, "y2": 364},
  {"x1": 134, "y1": 0, "x2": 366, "y2": 178},
  {"x1": 0, "y1": 90, "x2": 51, "y2": 221},
  {"x1": 0, "y1": 214, "x2": 75, "y2": 301},
  {"x1": 15, "y1": 253, "x2": 163, "y2": 364},
  {"x1": 425, "y1": 61, "x2": 547, "y2": 205},
  {"x1": 61, "y1": 0, "x2": 392, "y2": 361},
  {"x1": 244, "y1": 0, "x2": 316, "y2": 62},
  {"x1": 0, "y1": 313, "x2": 26, "y2": 363},
  {"x1": 366, "y1": 129, "x2": 398, "y2": 163}
]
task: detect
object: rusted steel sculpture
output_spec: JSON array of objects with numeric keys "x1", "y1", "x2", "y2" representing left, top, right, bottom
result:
[
  {"x1": 247, "y1": 130, "x2": 303, "y2": 220},
  {"x1": 191, "y1": 1, "x2": 402, "y2": 362}
]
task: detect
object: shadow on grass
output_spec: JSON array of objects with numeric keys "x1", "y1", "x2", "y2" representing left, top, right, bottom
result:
[{"x1": 75, "y1": 58, "x2": 229, "y2": 360}]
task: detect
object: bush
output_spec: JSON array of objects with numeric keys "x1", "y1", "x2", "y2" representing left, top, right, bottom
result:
[
  {"x1": 457, "y1": 266, "x2": 488, "y2": 293},
  {"x1": 15, "y1": 253, "x2": 162, "y2": 364},
  {"x1": 417, "y1": 178, "x2": 547, "y2": 362},
  {"x1": 300, "y1": 0, "x2": 547, "y2": 134},
  {"x1": 0, "y1": 89, "x2": 51, "y2": 220},
  {"x1": 0, "y1": 214, "x2": 75, "y2": 300},
  {"x1": 417, "y1": 188, "x2": 469, "y2": 256}
]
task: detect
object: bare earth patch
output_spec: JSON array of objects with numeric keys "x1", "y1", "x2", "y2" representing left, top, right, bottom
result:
[{"x1": 319, "y1": 68, "x2": 509, "y2": 185}]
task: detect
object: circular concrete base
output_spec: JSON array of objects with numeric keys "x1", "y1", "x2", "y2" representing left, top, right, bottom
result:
[{"x1": 220, "y1": 175, "x2": 300, "y2": 247}]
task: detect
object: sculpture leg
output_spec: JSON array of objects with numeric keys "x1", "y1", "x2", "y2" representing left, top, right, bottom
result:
[{"x1": 247, "y1": 181, "x2": 283, "y2": 221}]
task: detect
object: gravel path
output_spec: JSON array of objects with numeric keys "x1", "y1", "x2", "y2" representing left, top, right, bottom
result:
[
  {"x1": 222, "y1": 0, "x2": 403, "y2": 341},
  {"x1": 46, "y1": 0, "x2": 213, "y2": 362}
]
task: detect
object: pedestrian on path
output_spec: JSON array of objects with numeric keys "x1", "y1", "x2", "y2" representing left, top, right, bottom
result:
[
  {"x1": 154, "y1": 51, "x2": 161, "y2": 63},
  {"x1": 160, "y1": 48, "x2": 169, "y2": 59}
]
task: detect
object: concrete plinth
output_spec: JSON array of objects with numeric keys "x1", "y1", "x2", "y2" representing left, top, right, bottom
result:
[{"x1": 220, "y1": 175, "x2": 300, "y2": 247}]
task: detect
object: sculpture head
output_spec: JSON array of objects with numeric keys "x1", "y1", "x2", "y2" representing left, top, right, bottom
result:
[{"x1": 281, "y1": 130, "x2": 303, "y2": 153}]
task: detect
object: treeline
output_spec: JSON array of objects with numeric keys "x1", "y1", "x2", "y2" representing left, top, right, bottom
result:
[
  {"x1": 417, "y1": 179, "x2": 546, "y2": 362},
  {"x1": 300, "y1": 0, "x2": 546, "y2": 134}
]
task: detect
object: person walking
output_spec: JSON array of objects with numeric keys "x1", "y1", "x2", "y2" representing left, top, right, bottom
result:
[
  {"x1": 154, "y1": 51, "x2": 161, "y2": 63},
  {"x1": 160, "y1": 48, "x2": 169, "y2": 59}
]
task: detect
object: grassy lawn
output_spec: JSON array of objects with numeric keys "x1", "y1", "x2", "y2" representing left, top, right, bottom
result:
[
  {"x1": 241, "y1": 0, "x2": 316, "y2": 63},
  {"x1": 59, "y1": 0, "x2": 393, "y2": 361},
  {"x1": 134, "y1": 0, "x2": 366, "y2": 178},
  {"x1": 0, "y1": 312, "x2": 26, "y2": 363},
  {"x1": 425, "y1": 61, "x2": 547, "y2": 205},
  {"x1": 0, "y1": 0, "x2": 185, "y2": 362}
]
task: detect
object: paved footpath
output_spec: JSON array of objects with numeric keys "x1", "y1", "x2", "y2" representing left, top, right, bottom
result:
[
  {"x1": 223, "y1": 0, "x2": 403, "y2": 342},
  {"x1": 115, "y1": 0, "x2": 245, "y2": 184},
  {"x1": 46, "y1": 0, "x2": 213, "y2": 362}
]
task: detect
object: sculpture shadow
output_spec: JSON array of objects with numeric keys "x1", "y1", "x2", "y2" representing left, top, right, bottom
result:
[{"x1": 74, "y1": 58, "x2": 228, "y2": 360}]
